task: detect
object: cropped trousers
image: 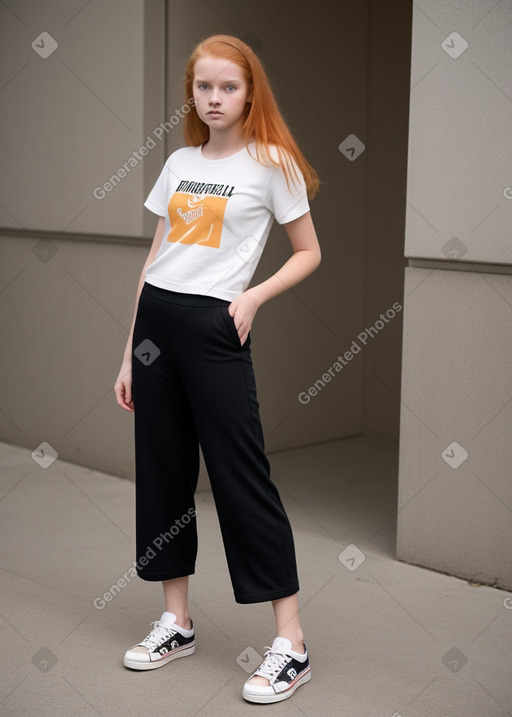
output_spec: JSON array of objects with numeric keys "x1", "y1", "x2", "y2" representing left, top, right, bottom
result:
[{"x1": 131, "y1": 281, "x2": 300, "y2": 604}]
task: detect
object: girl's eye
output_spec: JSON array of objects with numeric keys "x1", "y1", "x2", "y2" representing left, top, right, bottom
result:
[{"x1": 196, "y1": 83, "x2": 237, "y2": 91}]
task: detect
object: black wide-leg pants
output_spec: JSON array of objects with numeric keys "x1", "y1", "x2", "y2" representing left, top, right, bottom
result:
[{"x1": 131, "y1": 281, "x2": 300, "y2": 604}]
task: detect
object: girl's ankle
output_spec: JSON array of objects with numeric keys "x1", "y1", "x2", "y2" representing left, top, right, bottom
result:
[
  {"x1": 277, "y1": 633, "x2": 304, "y2": 653},
  {"x1": 166, "y1": 612, "x2": 190, "y2": 630}
]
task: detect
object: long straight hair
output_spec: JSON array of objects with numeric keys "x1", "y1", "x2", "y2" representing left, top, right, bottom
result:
[{"x1": 183, "y1": 34, "x2": 320, "y2": 199}]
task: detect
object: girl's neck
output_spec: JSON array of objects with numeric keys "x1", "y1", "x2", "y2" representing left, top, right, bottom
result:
[{"x1": 201, "y1": 127, "x2": 251, "y2": 159}]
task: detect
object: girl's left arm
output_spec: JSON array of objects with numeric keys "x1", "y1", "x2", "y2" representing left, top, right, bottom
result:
[{"x1": 229, "y1": 211, "x2": 321, "y2": 345}]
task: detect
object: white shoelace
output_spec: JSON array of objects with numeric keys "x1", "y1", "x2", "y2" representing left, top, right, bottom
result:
[
  {"x1": 254, "y1": 647, "x2": 289, "y2": 680},
  {"x1": 140, "y1": 621, "x2": 175, "y2": 650}
]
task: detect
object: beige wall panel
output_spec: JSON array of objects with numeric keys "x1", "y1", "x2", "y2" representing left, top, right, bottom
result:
[{"x1": 397, "y1": 267, "x2": 512, "y2": 589}]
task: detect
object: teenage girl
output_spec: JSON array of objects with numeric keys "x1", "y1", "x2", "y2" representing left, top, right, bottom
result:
[{"x1": 114, "y1": 33, "x2": 321, "y2": 704}]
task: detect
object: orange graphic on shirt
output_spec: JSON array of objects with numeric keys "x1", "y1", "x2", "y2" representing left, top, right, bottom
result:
[{"x1": 166, "y1": 193, "x2": 228, "y2": 248}]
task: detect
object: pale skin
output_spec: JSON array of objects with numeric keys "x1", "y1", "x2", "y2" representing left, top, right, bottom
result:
[{"x1": 114, "y1": 55, "x2": 321, "y2": 683}]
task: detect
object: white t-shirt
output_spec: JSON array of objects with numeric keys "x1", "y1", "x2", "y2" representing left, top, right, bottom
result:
[{"x1": 143, "y1": 141, "x2": 310, "y2": 301}]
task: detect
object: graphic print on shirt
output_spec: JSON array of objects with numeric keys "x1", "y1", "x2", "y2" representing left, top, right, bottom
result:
[{"x1": 166, "y1": 179, "x2": 235, "y2": 249}]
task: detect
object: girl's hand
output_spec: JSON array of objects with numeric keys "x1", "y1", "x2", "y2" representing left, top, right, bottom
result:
[
  {"x1": 228, "y1": 289, "x2": 260, "y2": 346},
  {"x1": 114, "y1": 360, "x2": 134, "y2": 412}
]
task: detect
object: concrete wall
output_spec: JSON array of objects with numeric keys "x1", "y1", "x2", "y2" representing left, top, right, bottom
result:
[
  {"x1": 396, "y1": 0, "x2": 512, "y2": 589},
  {"x1": 0, "y1": 0, "x2": 166, "y2": 481},
  {"x1": 0, "y1": 0, "x2": 165, "y2": 239},
  {"x1": 0, "y1": 0, "x2": 409, "y2": 483},
  {"x1": 364, "y1": 0, "x2": 411, "y2": 435}
]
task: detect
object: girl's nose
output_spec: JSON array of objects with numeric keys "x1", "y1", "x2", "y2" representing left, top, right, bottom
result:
[{"x1": 209, "y1": 87, "x2": 221, "y2": 104}]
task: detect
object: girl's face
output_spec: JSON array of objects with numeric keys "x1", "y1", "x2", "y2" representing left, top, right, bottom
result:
[{"x1": 192, "y1": 56, "x2": 251, "y2": 134}]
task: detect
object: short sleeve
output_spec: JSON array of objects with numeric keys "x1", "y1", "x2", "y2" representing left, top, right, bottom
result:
[
  {"x1": 144, "y1": 158, "x2": 171, "y2": 216},
  {"x1": 264, "y1": 151, "x2": 310, "y2": 224}
]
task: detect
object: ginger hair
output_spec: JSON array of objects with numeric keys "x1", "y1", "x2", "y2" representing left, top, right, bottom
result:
[{"x1": 183, "y1": 34, "x2": 320, "y2": 199}]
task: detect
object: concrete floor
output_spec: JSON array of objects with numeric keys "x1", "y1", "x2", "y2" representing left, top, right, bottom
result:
[{"x1": 0, "y1": 435, "x2": 511, "y2": 716}]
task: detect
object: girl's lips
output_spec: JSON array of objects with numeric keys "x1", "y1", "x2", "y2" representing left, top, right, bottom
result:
[{"x1": 207, "y1": 111, "x2": 223, "y2": 115}]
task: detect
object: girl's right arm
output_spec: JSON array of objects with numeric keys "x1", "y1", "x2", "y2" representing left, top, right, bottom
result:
[{"x1": 114, "y1": 216, "x2": 166, "y2": 412}]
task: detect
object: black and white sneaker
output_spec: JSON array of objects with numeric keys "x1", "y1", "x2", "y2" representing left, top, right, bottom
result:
[
  {"x1": 242, "y1": 636, "x2": 311, "y2": 703},
  {"x1": 123, "y1": 611, "x2": 195, "y2": 670}
]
